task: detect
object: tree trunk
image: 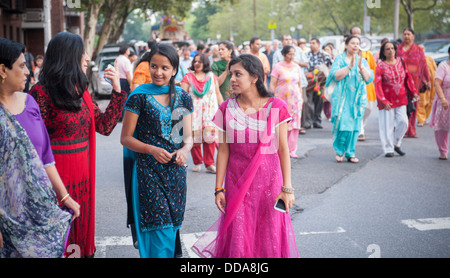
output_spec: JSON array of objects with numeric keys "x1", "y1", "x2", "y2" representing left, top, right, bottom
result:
[
  {"x1": 83, "y1": 0, "x2": 105, "y2": 59},
  {"x1": 94, "y1": 0, "x2": 122, "y2": 57},
  {"x1": 108, "y1": 2, "x2": 134, "y2": 44},
  {"x1": 108, "y1": 16, "x2": 128, "y2": 44}
]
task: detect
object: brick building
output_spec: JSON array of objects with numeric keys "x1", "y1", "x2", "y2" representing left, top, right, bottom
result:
[{"x1": 0, "y1": 0, "x2": 84, "y2": 58}]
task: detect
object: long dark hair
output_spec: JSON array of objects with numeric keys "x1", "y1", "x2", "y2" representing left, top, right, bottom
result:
[
  {"x1": 148, "y1": 43, "x2": 179, "y2": 111},
  {"x1": 228, "y1": 54, "x2": 273, "y2": 98},
  {"x1": 379, "y1": 41, "x2": 398, "y2": 61},
  {"x1": 0, "y1": 38, "x2": 25, "y2": 70},
  {"x1": 39, "y1": 32, "x2": 89, "y2": 111}
]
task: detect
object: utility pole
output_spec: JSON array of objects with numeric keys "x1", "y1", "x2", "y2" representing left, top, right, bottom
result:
[
  {"x1": 253, "y1": 0, "x2": 257, "y2": 35},
  {"x1": 364, "y1": 0, "x2": 367, "y2": 35},
  {"x1": 394, "y1": 0, "x2": 400, "y2": 40}
]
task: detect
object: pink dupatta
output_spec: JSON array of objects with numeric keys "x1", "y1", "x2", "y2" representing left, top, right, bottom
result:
[{"x1": 192, "y1": 98, "x2": 280, "y2": 258}]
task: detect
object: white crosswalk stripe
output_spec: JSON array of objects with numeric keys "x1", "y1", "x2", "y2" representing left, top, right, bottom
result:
[{"x1": 401, "y1": 217, "x2": 450, "y2": 231}]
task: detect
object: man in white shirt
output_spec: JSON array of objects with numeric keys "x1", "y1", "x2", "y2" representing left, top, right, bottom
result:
[{"x1": 114, "y1": 45, "x2": 132, "y2": 94}]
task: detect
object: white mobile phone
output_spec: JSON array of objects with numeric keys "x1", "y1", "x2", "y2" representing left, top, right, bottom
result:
[
  {"x1": 274, "y1": 199, "x2": 286, "y2": 213},
  {"x1": 105, "y1": 64, "x2": 114, "y2": 84}
]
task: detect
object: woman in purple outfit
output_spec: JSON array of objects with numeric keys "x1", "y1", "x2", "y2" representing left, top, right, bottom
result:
[{"x1": 0, "y1": 38, "x2": 79, "y2": 257}]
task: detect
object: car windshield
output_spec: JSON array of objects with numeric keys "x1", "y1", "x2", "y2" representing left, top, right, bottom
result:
[
  {"x1": 423, "y1": 41, "x2": 450, "y2": 52},
  {"x1": 436, "y1": 43, "x2": 450, "y2": 54},
  {"x1": 100, "y1": 59, "x2": 115, "y2": 72}
]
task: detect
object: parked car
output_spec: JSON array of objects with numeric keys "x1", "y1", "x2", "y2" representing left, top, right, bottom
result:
[
  {"x1": 422, "y1": 38, "x2": 450, "y2": 53},
  {"x1": 89, "y1": 42, "x2": 139, "y2": 75},
  {"x1": 434, "y1": 55, "x2": 449, "y2": 66},
  {"x1": 430, "y1": 43, "x2": 449, "y2": 66},
  {"x1": 422, "y1": 39, "x2": 450, "y2": 66},
  {"x1": 91, "y1": 57, "x2": 115, "y2": 98}
]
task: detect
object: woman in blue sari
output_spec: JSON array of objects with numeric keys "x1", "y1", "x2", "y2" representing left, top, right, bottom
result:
[
  {"x1": 121, "y1": 44, "x2": 193, "y2": 258},
  {"x1": 325, "y1": 35, "x2": 374, "y2": 163}
]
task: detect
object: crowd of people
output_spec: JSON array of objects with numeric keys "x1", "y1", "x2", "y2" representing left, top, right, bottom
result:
[{"x1": 0, "y1": 23, "x2": 449, "y2": 258}]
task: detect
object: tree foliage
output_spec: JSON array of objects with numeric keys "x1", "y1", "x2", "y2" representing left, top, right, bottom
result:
[{"x1": 188, "y1": 0, "x2": 449, "y2": 45}]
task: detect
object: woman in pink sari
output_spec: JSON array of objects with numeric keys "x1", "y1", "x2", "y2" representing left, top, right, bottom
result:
[
  {"x1": 270, "y1": 45, "x2": 303, "y2": 158},
  {"x1": 430, "y1": 46, "x2": 450, "y2": 160},
  {"x1": 397, "y1": 28, "x2": 431, "y2": 138},
  {"x1": 192, "y1": 54, "x2": 299, "y2": 258}
]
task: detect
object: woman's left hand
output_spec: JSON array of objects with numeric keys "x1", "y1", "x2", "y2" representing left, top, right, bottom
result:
[
  {"x1": 358, "y1": 51, "x2": 363, "y2": 70},
  {"x1": 441, "y1": 98, "x2": 449, "y2": 110},
  {"x1": 64, "y1": 197, "x2": 80, "y2": 220},
  {"x1": 274, "y1": 192, "x2": 295, "y2": 213},
  {"x1": 104, "y1": 64, "x2": 121, "y2": 93},
  {"x1": 171, "y1": 148, "x2": 189, "y2": 166}
]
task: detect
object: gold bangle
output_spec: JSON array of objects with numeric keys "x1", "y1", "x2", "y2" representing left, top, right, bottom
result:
[{"x1": 59, "y1": 193, "x2": 70, "y2": 205}]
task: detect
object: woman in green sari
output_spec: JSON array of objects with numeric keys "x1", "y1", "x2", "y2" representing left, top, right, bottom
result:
[
  {"x1": 212, "y1": 40, "x2": 236, "y2": 100},
  {"x1": 325, "y1": 35, "x2": 374, "y2": 163}
]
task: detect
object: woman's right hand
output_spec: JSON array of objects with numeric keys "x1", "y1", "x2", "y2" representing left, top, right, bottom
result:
[
  {"x1": 215, "y1": 192, "x2": 226, "y2": 214},
  {"x1": 150, "y1": 146, "x2": 173, "y2": 164},
  {"x1": 104, "y1": 64, "x2": 121, "y2": 93}
]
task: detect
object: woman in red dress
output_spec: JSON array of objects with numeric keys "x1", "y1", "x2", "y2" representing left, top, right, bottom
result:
[
  {"x1": 397, "y1": 28, "x2": 431, "y2": 138},
  {"x1": 29, "y1": 32, "x2": 127, "y2": 258}
]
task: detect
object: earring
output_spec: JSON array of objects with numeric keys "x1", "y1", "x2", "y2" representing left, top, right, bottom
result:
[{"x1": 0, "y1": 77, "x2": 4, "y2": 84}]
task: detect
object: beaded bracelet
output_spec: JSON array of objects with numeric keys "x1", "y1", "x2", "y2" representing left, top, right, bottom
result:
[
  {"x1": 281, "y1": 186, "x2": 295, "y2": 194},
  {"x1": 215, "y1": 187, "x2": 225, "y2": 196}
]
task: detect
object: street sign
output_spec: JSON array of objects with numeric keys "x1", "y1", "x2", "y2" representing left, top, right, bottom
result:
[{"x1": 268, "y1": 20, "x2": 277, "y2": 30}]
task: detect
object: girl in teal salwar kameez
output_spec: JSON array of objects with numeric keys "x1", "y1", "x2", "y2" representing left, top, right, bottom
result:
[{"x1": 325, "y1": 35, "x2": 374, "y2": 163}]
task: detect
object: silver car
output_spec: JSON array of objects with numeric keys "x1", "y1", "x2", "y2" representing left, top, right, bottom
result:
[{"x1": 91, "y1": 57, "x2": 115, "y2": 98}]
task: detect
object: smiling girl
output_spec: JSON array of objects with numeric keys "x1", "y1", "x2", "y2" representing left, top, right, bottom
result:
[{"x1": 121, "y1": 43, "x2": 193, "y2": 258}]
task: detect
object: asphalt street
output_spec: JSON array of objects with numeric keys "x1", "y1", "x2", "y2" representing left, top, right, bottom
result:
[{"x1": 94, "y1": 98, "x2": 450, "y2": 258}]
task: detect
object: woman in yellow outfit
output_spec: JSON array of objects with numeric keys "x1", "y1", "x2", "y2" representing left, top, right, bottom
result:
[
  {"x1": 358, "y1": 50, "x2": 377, "y2": 141},
  {"x1": 417, "y1": 44, "x2": 437, "y2": 126}
]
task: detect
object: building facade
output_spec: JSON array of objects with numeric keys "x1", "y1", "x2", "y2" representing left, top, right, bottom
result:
[{"x1": 1, "y1": 0, "x2": 84, "y2": 58}]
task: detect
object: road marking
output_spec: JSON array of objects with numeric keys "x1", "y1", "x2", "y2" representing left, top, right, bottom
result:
[
  {"x1": 95, "y1": 236, "x2": 134, "y2": 258},
  {"x1": 401, "y1": 217, "x2": 450, "y2": 231},
  {"x1": 180, "y1": 232, "x2": 203, "y2": 258},
  {"x1": 297, "y1": 227, "x2": 346, "y2": 236},
  {"x1": 94, "y1": 228, "x2": 347, "y2": 258}
]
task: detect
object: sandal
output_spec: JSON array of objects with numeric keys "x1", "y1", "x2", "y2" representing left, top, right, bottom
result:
[
  {"x1": 347, "y1": 157, "x2": 359, "y2": 163},
  {"x1": 336, "y1": 155, "x2": 344, "y2": 162},
  {"x1": 206, "y1": 165, "x2": 216, "y2": 174},
  {"x1": 192, "y1": 165, "x2": 201, "y2": 172}
]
